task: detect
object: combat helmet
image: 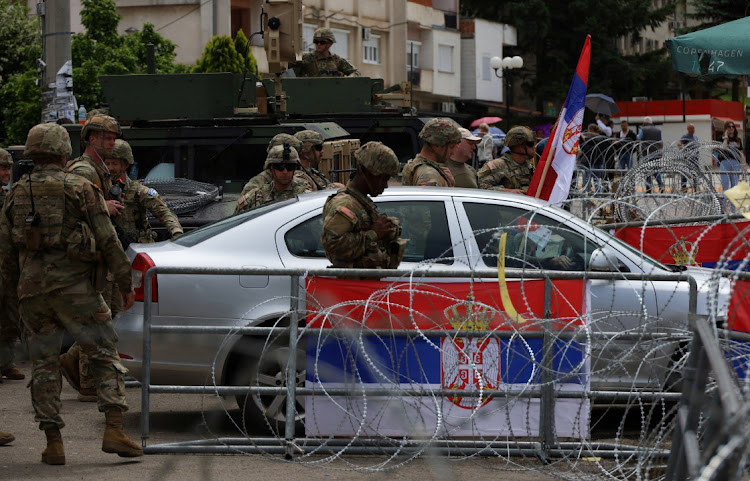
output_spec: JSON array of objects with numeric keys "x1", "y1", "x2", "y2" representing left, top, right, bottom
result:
[
  {"x1": 81, "y1": 114, "x2": 121, "y2": 145},
  {"x1": 355, "y1": 141, "x2": 399, "y2": 177},
  {"x1": 23, "y1": 123, "x2": 72, "y2": 159},
  {"x1": 313, "y1": 27, "x2": 336, "y2": 44},
  {"x1": 419, "y1": 118, "x2": 461, "y2": 146},
  {"x1": 264, "y1": 144, "x2": 300, "y2": 169},
  {"x1": 294, "y1": 130, "x2": 324, "y2": 153},
  {"x1": 267, "y1": 133, "x2": 302, "y2": 152},
  {"x1": 110, "y1": 139, "x2": 134, "y2": 165},
  {"x1": 0, "y1": 148, "x2": 12, "y2": 167},
  {"x1": 503, "y1": 126, "x2": 535, "y2": 148}
]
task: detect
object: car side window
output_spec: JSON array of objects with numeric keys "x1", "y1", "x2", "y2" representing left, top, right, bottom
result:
[
  {"x1": 463, "y1": 202, "x2": 595, "y2": 270},
  {"x1": 284, "y1": 201, "x2": 453, "y2": 264},
  {"x1": 377, "y1": 201, "x2": 453, "y2": 264},
  {"x1": 285, "y1": 215, "x2": 326, "y2": 258}
]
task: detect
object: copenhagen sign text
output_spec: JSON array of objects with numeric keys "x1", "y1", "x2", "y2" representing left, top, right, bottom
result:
[{"x1": 675, "y1": 46, "x2": 745, "y2": 58}]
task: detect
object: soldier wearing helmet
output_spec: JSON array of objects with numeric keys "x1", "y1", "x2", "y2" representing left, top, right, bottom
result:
[
  {"x1": 234, "y1": 144, "x2": 310, "y2": 214},
  {"x1": 321, "y1": 141, "x2": 405, "y2": 270},
  {"x1": 237, "y1": 133, "x2": 305, "y2": 197},
  {"x1": 290, "y1": 27, "x2": 360, "y2": 78},
  {"x1": 477, "y1": 125, "x2": 536, "y2": 193},
  {"x1": 104, "y1": 139, "x2": 183, "y2": 249},
  {"x1": 67, "y1": 114, "x2": 122, "y2": 216},
  {"x1": 294, "y1": 130, "x2": 341, "y2": 191},
  {"x1": 0, "y1": 147, "x2": 25, "y2": 383},
  {"x1": 0, "y1": 123, "x2": 143, "y2": 463},
  {"x1": 402, "y1": 118, "x2": 462, "y2": 187}
]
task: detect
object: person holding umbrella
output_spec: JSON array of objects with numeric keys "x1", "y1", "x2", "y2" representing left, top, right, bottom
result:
[{"x1": 476, "y1": 123, "x2": 495, "y2": 164}]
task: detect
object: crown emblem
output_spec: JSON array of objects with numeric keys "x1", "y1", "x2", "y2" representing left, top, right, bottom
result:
[
  {"x1": 444, "y1": 295, "x2": 494, "y2": 331},
  {"x1": 668, "y1": 237, "x2": 698, "y2": 265}
]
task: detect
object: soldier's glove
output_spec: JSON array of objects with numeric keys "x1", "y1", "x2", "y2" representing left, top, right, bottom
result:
[{"x1": 387, "y1": 238, "x2": 407, "y2": 269}]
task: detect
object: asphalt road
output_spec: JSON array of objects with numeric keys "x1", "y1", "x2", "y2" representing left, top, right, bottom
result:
[{"x1": 0, "y1": 360, "x2": 571, "y2": 481}]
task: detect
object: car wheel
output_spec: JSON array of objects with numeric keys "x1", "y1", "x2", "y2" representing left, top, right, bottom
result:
[{"x1": 230, "y1": 341, "x2": 306, "y2": 435}]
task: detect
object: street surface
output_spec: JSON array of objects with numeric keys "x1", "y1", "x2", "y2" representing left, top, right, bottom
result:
[{"x1": 1, "y1": 360, "x2": 569, "y2": 481}]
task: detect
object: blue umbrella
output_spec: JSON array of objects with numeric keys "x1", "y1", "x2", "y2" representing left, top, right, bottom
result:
[{"x1": 473, "y1": 126, "x2": 505, "y2": 148}]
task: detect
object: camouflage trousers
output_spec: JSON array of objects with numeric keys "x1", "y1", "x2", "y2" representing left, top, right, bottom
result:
[
  {"x1": 68, "y1": 279, "x2": 123, "y2": 391},
  {"x1": 20, "y1": 280, "x2": 129, "y2": 431},
  {"x1": 0, "y1": 300, "x2": 20, "y2": 370}
]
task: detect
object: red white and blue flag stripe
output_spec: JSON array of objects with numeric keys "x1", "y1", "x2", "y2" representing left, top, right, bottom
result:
[{"x1": 528, "y1": 36, "x2": 591, "y2": 204}]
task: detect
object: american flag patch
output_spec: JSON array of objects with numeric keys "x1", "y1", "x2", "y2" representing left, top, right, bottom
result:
[{"x1": 338, "y1": 206, "x2": 356, "y2": 220}]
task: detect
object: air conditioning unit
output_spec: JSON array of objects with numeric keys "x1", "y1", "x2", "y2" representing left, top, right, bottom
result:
[
  {"x1": 669, "y1": 20, "x2": 682, "y2": 29},
  {"x1": 440, "y1": 102, "x2": 456, "y2": 114},
  {"x1": 632, "y1": 96, "x2": 648, "y2": 102},
  {"x1": 362, "y1": 27, "x2": 371, "y2": 41}
]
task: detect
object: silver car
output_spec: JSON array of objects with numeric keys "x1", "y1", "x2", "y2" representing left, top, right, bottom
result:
[{"x1": 116, "y1": 187, "x2": 730, "y2": 427}]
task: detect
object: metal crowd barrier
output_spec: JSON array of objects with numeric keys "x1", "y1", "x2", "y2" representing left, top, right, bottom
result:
[{"x1": 136, "y1": 265, "x2": 709, "y2": 462}]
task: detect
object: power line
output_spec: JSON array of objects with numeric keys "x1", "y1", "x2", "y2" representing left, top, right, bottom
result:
[{"x1": 156, "y1": 0, "x2": 211, "y2": 32}]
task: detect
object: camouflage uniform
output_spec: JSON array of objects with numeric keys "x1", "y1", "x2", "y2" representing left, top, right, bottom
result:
[
  {"x1": 477, "y1": 152, "x2": 534, "y2": 192},
  {"x1": 293, "y1": 51, "x2": 360, "y2": 77},
  {"x1": 295, "y1": 130, "x2": 334, "y2": 191},
  {"x1": 322, "y1": 141, "x2": 404, "y2": 269},
  {"x1": 291, "y1": 28, "x2": 360, "y2": 78},
  {"x1": 234, "y1": 144, "x2": 311, "y2": 214},
  {"x1": 0, "y1": 149, "x2": 22, "y2": 379},
  {"x1": 238, "y1": 134, "x2": 303, "y2": 195},
  {"x1": 113, "y1": 178, "x2": 182, "y2": 242},
  {"x1": 402, "y1": 118, "x2": 461, "y2": 187},
  {"x1": 64, "y1": 120, "x2": 119, "y2": 397},
  {"x1": 0, "y1": 124, "x2": 133, "y2": 431},
  {"x1": 401, "y1": 154, "x2": 454, "y2": 187}
]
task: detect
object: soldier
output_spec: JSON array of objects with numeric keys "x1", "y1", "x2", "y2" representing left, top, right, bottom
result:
[
  {"x1": 294, "y1": 130, "x2": 341, "y2": 190},
  {"x1": 237, "y1": 133, "x2": 302, "y2": 196},
  {"x1": 447, "y1": 128, "x2": 481, "y2": 188},
  {"x1": 322, "y1": 141, "x2": 405, "y2": 269},
  {"x1": 0, "y1": 148, "x2": 25, "y2": 382},
  {"x1": 477, "y1": 126, "x2": 536, "y2": 193},
  {"x1": 402, "y1": 118, "x2": 462, "y2": 187},
  {"x1": 291, "y1": 27, "x2": 360, "y2": 78},
  {"x1": 234, "y1": 144, "x2": 310, "y2": 214},
  {"x1": 0, "y1": 123, "x2": 142, "y2": 465},
  {"x1": 104, "y1": 139, "x2": 183, "y2": 245},
  {"x1": 60, "y1": 114, "x2": 123, "y2": 402}
]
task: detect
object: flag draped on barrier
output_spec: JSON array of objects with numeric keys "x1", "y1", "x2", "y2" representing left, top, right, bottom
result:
[
  {"x1": 304, "y1": 277, "x2": 590, "y2": 438},
  {"x1": 528, "y1": 36, "x2": 591, "y2": 204}
]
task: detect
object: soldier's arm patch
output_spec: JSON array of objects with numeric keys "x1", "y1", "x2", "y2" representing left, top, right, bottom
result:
[
  {"x1": 337, "y1": 206, "x2": 356, "y2": 221},
  {"x1": 147, "y1": 188, "x2": 158, "y2": 196}
]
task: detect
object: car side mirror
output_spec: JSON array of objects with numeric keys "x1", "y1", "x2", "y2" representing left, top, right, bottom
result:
[{"x1": 589, "y1": 246, "x2": 628, "y2": 272}]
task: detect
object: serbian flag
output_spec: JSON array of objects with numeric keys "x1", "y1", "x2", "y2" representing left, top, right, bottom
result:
[{"x1": 527, "y1": 36, "x2": 591, "y2": 204}]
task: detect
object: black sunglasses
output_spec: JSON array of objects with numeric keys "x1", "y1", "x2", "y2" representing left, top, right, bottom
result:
[
  {"x1": 272, "y1": 164, "x2": 298, "y2": 172},
  {"x1": 313, "y1": 40, "x2": 330, "y2": 45},
  {"x1": 525, "y1": 141, "x2": 535, "y2": 147},
  {"x1": 314, "y1": 144, "x2": 324, "y2": 151}
]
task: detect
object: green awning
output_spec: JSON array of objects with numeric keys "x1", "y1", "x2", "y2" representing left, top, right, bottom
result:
[{"x1": 666, "y1": 17, "x2": 750, "y2": 77}]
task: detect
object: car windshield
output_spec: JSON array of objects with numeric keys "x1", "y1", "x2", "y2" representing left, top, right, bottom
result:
[{"x1": 174, "y1": 198, "x2": 298, "y2": 247}]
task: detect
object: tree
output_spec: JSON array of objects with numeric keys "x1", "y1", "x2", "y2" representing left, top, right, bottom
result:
[
  {"x1": 460, "y1": 0, "x2": 676, "y2": 112},
  {"x1": 689, "y1": 0, "x2": 747, "y2": 27},
  {"x1": 0, "y1": 0, "x2": 40, "y2": 145},
  {"x1": 192, "y1": 30, "x2": 259, "y2": 76},
  {"x1": 72, "y1": 0, "x2": 186, "y2": 109}
]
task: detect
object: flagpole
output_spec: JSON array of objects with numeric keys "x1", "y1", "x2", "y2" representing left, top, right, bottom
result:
[{"x1": 533, "y1": 109, "x2": 564, "y2": 198}]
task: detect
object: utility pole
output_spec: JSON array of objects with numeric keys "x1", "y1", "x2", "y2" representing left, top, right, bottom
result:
[{"x1": 40, "y1": 0, "x2": 76, "y2": 123}]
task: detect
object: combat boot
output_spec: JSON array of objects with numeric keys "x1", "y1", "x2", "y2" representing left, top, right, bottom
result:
[
  {"x1": 2, "y1": 365, "x2": 25, "y2": 380},
  {"x1": 59, "y1": 351, "x2": 80, "y2": 391},
  {"x1": 41, "y1": 428, "x2": 65, "y2": 465},
  {"x1": 101, "y1": 411, "x2": 143, "y2": 457},
  {"x1": 0, "y1": 430, "x2": 14, "y2": 445}
]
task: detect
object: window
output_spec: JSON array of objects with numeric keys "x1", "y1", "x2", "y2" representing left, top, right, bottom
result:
[
  {"x1": 482, "y1": 54, "x2": 491, "y2": 80},
  {"x1": 303, "y1": 24, "x2": 317, "y2": 52},
  {"x1": 285, "y1": 201, "x2": 453, "y2": 264},
  {"x1": 407, "y1": 41, "x2": 421, "y2": 69},
  {"x1": 463, "y1": 202, "x2": 595, "y2": 271},
  {"x1": 438, "y1": 44, "x2": 454, "y2": 73},
  {"x1": 363, "y1": 34, "x2": 380, "y2": 64},
  {"x1": 330, "y1": 29, "x2": 349, "y2": 58}
]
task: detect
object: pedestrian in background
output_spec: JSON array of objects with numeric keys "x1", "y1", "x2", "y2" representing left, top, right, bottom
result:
[
  {"x1": 476, "y1": 123, "x2": 495, "y2": 165},
  {"x1": 719, "y1": 121, "x2": 746, "y2": 191},
  {"x1": 0, "y1": 123, "x2": 142, "y2": 465},
  {"x1": 637, "y1": 116, "x2": 663, "y2": 192}
]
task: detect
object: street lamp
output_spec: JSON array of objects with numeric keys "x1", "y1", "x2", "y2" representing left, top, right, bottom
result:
[{"x1": 490, "y1": 56, "x2": 523, "y2": 130}]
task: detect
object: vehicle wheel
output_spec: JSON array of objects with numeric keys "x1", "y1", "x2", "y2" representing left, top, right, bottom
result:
[{"x1": 230, "y1": 341, "x2": 306, "y2": 436}]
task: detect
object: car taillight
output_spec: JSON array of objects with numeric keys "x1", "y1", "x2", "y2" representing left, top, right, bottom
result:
[{"x1": 132, "y1": 253, "x2": 158, "y2": 302}]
